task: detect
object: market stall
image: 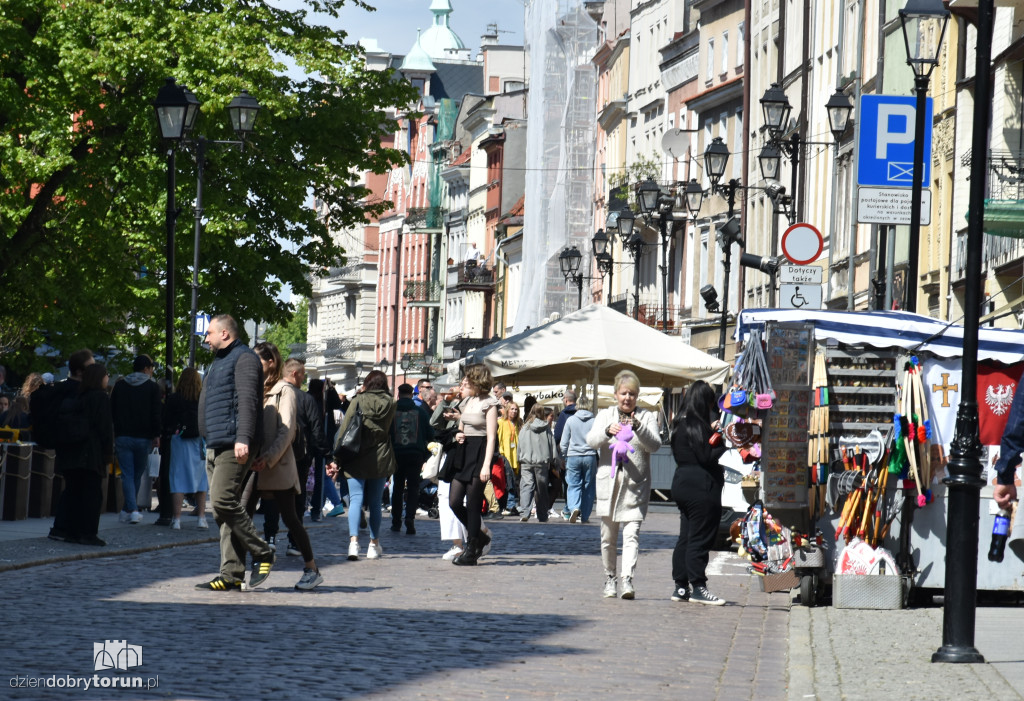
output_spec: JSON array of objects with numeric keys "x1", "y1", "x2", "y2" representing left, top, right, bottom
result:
[{"x1": 729, "y1": 309, "x2": 1024, "y2": 605}]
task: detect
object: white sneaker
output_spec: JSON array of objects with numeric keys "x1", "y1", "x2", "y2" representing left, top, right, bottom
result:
[
  {"x1": 367, "y1": 542, "x2": 383, "y2": 559},
  {"x1": 197, "y1": 517, "x2": 209, "y2": 529},
  {"x1": 442, "y1": 546, "x2": 464, "y2": 561},
  {"x1": 347, "y1": 541, "x2": 359, "y2": 561},
  {"x1": 118, "y1": 510, "x2": 131, "y2": 523},
  {"x1": 603, "y1": 575, "x2": 618, "y2": 598},
  {"x1": 129, "y1": 511, "x2": 143, "y2": 524},
  {"x1": 170, "y1": 518, "x2": 180, "y2": 530},
  {"x1": 620, "y1": 576, "x2": 635, "y2": 600}
]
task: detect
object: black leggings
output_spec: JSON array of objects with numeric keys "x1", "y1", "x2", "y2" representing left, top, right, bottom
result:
[
  {"x1": 449, "y1": 475, "x2": 486, "y2": 541},
  {"x1": 247, "y1": 489, "x2": 314, "y2": 562}
]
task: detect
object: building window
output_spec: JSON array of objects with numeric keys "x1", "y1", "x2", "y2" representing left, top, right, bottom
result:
[
  {"x1": 738, "y1": 23, "x2": 745, "y2": 67},
  {"x1": 706, "y1": 39, "x2": 714, "y2": 82},
  {"x1": 721, "y1": 32, "x2": 729, "y2": 75}
]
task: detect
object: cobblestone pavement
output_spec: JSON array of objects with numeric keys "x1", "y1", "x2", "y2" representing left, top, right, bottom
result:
[
  {"x1": 2, "y1": 505, "x2": 790, "y2": 700},
  {"x1": 2, "y1": 503, "x2": 1022, "y2": 700}
]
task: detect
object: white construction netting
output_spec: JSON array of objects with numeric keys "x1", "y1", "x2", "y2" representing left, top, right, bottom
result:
[{"x1": 514, "y1": 0, "x2": 600, "y2": 333}]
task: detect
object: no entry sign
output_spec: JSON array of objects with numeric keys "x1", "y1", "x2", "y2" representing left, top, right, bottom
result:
[{"x1": 781, "y1": 223, "x2": 823, "y2": 265}]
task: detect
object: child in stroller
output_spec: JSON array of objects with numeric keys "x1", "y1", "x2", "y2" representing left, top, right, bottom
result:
[{"x1": 418, "y1": 479, "x2": 439, "y2": 519}]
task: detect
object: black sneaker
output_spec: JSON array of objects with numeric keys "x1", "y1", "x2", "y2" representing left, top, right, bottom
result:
[
  {"x1": 47, "y1": 527, "x2": 69, "y2": 542},
  {"x1": 266, "y1": 536, "x2": 276, "y2": 552},
  {"x1": 671, "y1": 585, "x2": 690, "y2": 602},
  {"x1": 390, "y1": 523, "x2": 402, "y2": 532},
  {"x1": 249, "y1": 555, "x2": 275, "y2": 589},
  {"x1": 406, "y1": 523, "x2": 416, "y2": 535},
  {"x1": 690, "y1": 585, "x2": 725, "y2": 606},
  {"x1": 195, "y1": 576, "x2": 243, "y2": 592}
]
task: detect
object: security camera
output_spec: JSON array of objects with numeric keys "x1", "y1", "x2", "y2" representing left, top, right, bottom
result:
[
  {"x1": 740, "y1": 253, "x2": 782, "y2": 276},
  {"x1": 718, "y1": 216, "x2": 744, "y2": 248},
  {"x1": 764, "y1": 180, "x2": 786, "y2": 202},
  {"x1": 700, "y1": 284, "x2": 721, "y2": 313}
]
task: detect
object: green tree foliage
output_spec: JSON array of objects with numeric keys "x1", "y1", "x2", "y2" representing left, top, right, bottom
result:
[
  {"x1": 263, "y1": 297, "x2": 308, "y2": 355},
  {"x1": 0, "y1": 1, "x2": 416, "y2": 372}
]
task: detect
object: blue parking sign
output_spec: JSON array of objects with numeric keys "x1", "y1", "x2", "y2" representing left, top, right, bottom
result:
[{"x1": 857, "y1": 94, "x2": 932, "y2": 187}]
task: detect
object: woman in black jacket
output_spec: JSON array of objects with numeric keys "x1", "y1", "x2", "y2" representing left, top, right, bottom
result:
[
  {"x1": 670, "y1": 380, "x2": 727, "y2": 606},
  {"x1": 63, "y1": 363, "x2": 114, "y2": 546}
]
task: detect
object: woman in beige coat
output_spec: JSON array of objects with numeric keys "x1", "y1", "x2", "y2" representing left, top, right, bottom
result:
[
  {"x1": 251, "y1": 342, "x2": 322, "y2": 591},
  {"x1": 585, "y1": 369, "x2": 662, "y2": 600}
]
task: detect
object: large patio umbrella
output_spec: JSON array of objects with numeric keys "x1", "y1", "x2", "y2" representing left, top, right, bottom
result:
[{"x1": 465, "y1": 305, "x2": 730, "y2": 389}]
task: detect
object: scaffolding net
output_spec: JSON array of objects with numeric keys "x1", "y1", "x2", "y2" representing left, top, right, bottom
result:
[{"x1": 514, "y1": 0, "x2": 599, "y2": 333}]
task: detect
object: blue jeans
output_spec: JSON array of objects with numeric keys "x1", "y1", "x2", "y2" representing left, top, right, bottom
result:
[
  {"x1": 347, "y1": 477, "x2": 386, "y2": 540},
  {"x1": 116, "y1": 436, "x2": 152, "y2": 513},
  {"x1": 565, "y1": 454, "x2": 598, "y2": 521}
]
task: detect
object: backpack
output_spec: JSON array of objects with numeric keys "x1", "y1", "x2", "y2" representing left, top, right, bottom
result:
[
  {"x1": 55, "y1": 393, "x2": 90, "y2": 446},
  {"x1": 393, "y1": 406, "x2": 422, "y2": 453},
  {"x1": 741, "y1": 500, "x2": 769, "y2": 563},
  {"x1": 29, "y1": 382, "x2": 65, "y2": 449}
]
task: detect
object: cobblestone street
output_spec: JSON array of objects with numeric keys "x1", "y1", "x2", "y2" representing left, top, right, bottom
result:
[{"x1": 1, "y1": 506, "x2": 790, "y2": 700}]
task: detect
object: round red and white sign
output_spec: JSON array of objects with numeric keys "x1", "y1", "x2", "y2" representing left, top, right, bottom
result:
[{"x1": 781, "y1": 223, "x2": 824, "y2": 265}]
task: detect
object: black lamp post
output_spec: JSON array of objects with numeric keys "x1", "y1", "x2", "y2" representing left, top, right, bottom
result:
[
  {"x1": 558, "y1": 245, "x2": 585, "y2": 310},
  {"x1": 932, "y1": 0, "x2": 987, "y2": 666},
  {"x1": 899, "y1": 0, "x2": 950, "y2": 313},
  {"x1": 635, "y1": 179, "x2": 682, "y2": 332},
  {"x1": 623, "y1": 229, "x2": 645, "y2": 321},
  {"x1": 758, "y1": 84, "x2": 853, "y2": 225},
  {"x1": 703, "y1": 138, "x2": 743, "y2": 357},
  {"x1": 153, "y1": 78, "x2": 200, "y2": 386},
  {"x1": 592, "y1": 228, "x2": 615, "y2": 304},
  {"x1": 154, "y1": 78, "x2": 260, "y2": 369},
  {"x1": 354, "y1": 360, "x2": 364, "y2": 386}
]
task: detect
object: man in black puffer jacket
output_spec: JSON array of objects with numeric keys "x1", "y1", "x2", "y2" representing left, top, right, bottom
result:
[
  {"x1": 195, "y1": 314, "x2": 273, "y2": 591},
  {"x1": 110, "y1": 354, "x2": 162, "y2": 524}
]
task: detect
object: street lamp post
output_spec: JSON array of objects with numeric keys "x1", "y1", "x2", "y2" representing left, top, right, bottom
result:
[
  {"x1": 900, "y1": 0, "x2": 950, "y2": 313},
  {"x1": 154, "y1": 78, "x2": 260, "y2": 369},
  {"x1": 592, "y1": 228, "x2": 614, "y2": 303},
  {"x1": 931, "y1": 0, "x2": 985, "y2": 666},
  {"x1": 636, "y1": 179, "x2": 683, "y2": 333},
  {"x1": 624, "y1": 231, "x2": 645, "y2": 321},
  {"x1": 558, "y1": 245, "x2": 585, "y2": 310},
  {"x1": 703, "y1": 137, "x2": 744, "y2": 357}
]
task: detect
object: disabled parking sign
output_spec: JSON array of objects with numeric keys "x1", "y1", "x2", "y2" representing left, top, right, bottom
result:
[{"x1": 857, "y1": 94, "x2": 932, "y2": 187}]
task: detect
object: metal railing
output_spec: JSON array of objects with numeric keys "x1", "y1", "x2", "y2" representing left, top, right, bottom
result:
[
  {"x1": 406, "y1": 206, "x2": 444, "y2": 229},
  {"x1": 404, "y1": 279, "x2": 444, "y2": 302},
  {"x1": 289, "y1": 337, "x2": 355, "y2": 361}
]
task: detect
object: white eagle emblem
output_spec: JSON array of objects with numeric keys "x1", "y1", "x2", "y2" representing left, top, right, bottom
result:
[{"x1": 985, "y1": 383, "x2": 1015, "y2": 416}]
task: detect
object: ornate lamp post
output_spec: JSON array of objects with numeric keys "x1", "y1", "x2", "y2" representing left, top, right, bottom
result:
[
  {"x1": 558, "y1": 245, "x2": 585, "y2": 310},
  {"x1": 899, "y1": 0, "x2": 950, "y2": 312}
]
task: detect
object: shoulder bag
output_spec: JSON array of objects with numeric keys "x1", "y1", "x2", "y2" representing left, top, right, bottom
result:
[{"x1": 334, "y1": 404, "x2": 364, "y2": 463}]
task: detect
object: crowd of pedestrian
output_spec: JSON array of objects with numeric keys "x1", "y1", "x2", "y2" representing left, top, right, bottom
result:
[{"x1": 3, "y1": 320, "x2": 736, "y2": 605}]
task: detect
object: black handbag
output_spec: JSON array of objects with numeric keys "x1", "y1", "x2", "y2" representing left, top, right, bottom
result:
[
  {"x1": 438, "y1": 440, "x2": 461, "y2": 482},
  {"x1": 333, "y1": 405, "x2": 363, "y2": 463}
]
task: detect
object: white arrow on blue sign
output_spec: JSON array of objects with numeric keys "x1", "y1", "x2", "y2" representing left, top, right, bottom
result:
[
  {"x1": 194, "y1": 313, "x2": 211, "y2": 337},
  {"x1": 857, "y1": 94, "x2": 933, "y2": 188}
]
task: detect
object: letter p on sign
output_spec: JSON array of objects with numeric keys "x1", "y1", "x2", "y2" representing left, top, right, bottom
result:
[{"x1": 875, "y1": 103, "x2": 915, "y2": 159}]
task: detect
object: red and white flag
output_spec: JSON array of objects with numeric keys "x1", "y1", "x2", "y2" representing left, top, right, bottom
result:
[{"x1": 977, "y1": 362, "x2": 1024, "y2": 446}]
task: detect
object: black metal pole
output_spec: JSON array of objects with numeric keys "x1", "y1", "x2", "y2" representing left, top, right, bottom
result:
[
  {"x1": 187, "y1": 137, "x2": 207, "y2": 367},
  {"x1": 905, "y1": 74, "x2": 930, "y2": 313},
  {"x1": 576, "y1": 274, "x2": 583, "y2": 310},
  {"x1": 392, "y1": 228, "x2": 403, "y2": 391},
  {"x1": 790, "y1": 133, "x2": 801, "y2": 223},
  {"x1": 932, "y1": 1, "x2": 991, "y2": 666},
  {"x1": 661, "y1": 210, "x2": 670, "y2": 331},
  {"x1": 874, "y1": 226, "x2": 889, "y2": 311},
  {"x1": 719, "y1": 182, "x2": 737, "y2": 357},
  {"x1": 164, "y1": 147, "x2": 177, "y2": 386},
  {"x1": 632, "y1": 245, "x2": 641, "y2": 321}
]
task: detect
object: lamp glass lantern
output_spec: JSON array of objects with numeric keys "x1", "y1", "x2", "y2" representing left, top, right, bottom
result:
[
  {"x1": 153, "y1": 77, "x2": 201, "y2": 141},
  {"x1": 703, "y1": 137, "x2": 730, "y2": 186},
  {"x1": 636, "y1": 179, "x2": 661, "y2": 215},
  {"x1": 684, "y1": 179, "x2": 705, "y2": 217},
  {"x1": 400, "y1": 354, "x2": 412, "y2": 372},
  {"x1": 592, "y1": 228, "x2": 609, "y2": 258},
  {"x1": 760, "y1": 82, "x2": 792, "y2": 136},
  {"x1": 617, "y1": 207, "x2": 636, "y2": 239},
  {"x1": 227, "y1": 89, "x2": 262, "y2": 136},
  {"x1": 558, "y1": 245, "x2": 583, "y2": 280},
  {"x1": 899, "y1": 0, "x2": 951, "y2": 79},
  {"x1": 758, "y1": 144, "x2": 782, "y2": 181},
  {"x1": 826, "y1": 89, "x2": 854, "y2": 140}
]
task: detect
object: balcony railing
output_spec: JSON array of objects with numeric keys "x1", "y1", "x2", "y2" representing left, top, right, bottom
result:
[
  {"x1": 404, "y1": 279, "x2": 443, "y2": 303},
  {"x1": 289, "y1": 337, "x2": 355, "y2": 361},
  {"x1": 953, "y1": 232, "x2": 1024, "y2": 281},
  {"x1": 406, "y1": 206, "x2": 444, "y2": 229},
  {"x1": 448, "y1": 262, "x2": 495, "y2": 291},
  {"x1": 951, "y1": 150, "x2": 1024, "y2": 281},
  {"x1": 636, "y1": 304, "x2": 686, "y2": 332}
]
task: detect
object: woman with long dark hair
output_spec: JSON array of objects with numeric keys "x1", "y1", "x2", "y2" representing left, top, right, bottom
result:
[
  {"x1": 330, "y1": 369, "x2": 396, "y2": 561},
  {"x1": 251, "y1": 342, "x2": 323, "y2": 590},
  {"x1": 670, "y1": 380, "x2": 727, "y2": 605},
  {"x1": 448, "y1": 363, "x2": 499, "y2": 566},
  {"x1": 165, "y1": 367, "x2": 208, "y2": 529}
]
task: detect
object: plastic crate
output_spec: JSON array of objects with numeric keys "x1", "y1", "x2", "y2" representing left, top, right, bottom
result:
[
  {"x1": 833, "y1": 574, "x2": 905, "y2": 609},
  {"x1": 756, "y1": 568, "x2": 799, "y2": 593},
  {"x1": 793, "y1": 546, "x2": 825, "y2": 568}
]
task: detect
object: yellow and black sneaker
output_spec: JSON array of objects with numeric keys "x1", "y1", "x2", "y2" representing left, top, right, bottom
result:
[
  {"x1": 195, "y1": 576, "x2": 243, "y2": 591},
  {"x1": 249, "y1": 555, "x2": 275, "y2": 589}
]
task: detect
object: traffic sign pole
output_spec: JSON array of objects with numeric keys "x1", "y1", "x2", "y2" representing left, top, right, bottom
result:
[{"x1": 905, "y1": 76, "x2": 929, "y2": 313}]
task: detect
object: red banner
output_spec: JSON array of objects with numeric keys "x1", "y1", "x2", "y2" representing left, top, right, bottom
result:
[{"x1": 978, "y1": 362, "x2": 1024, "y2": 445}]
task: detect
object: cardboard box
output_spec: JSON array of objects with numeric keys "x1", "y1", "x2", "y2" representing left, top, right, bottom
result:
[{"x1": 757, "y1": 568, "x2": 800, "y2": 593}]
